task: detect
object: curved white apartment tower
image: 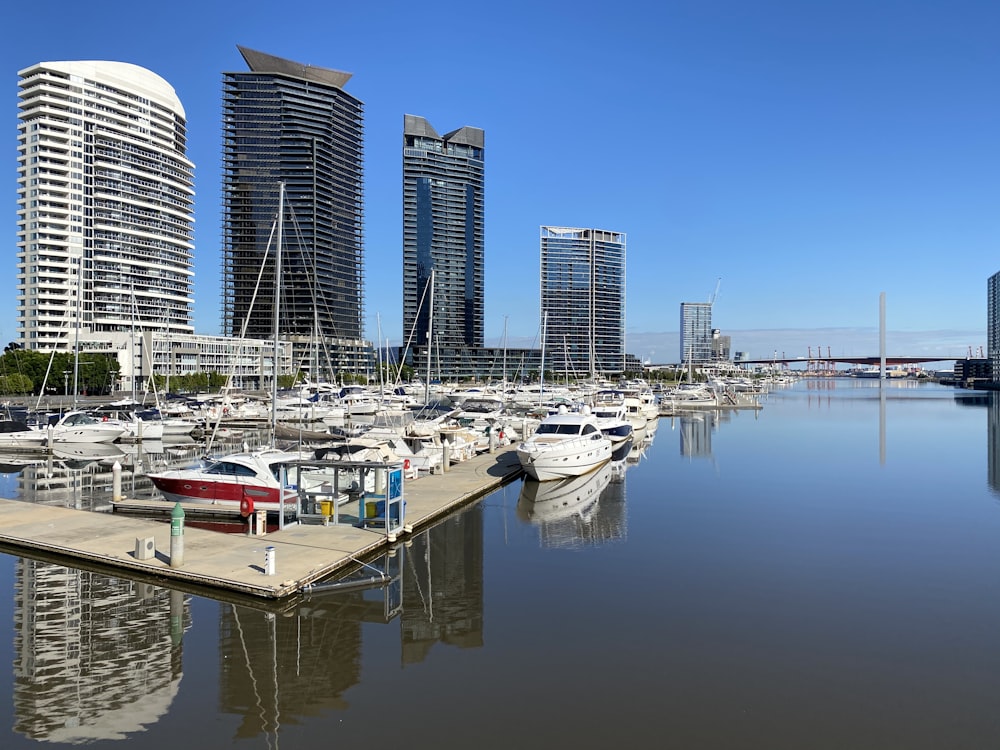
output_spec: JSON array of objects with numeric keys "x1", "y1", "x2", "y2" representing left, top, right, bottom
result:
[{"x1": 16, "y1": 60, "x2": 194, "y2": 351}]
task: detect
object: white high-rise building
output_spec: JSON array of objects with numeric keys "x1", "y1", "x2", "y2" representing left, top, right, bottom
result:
[{"x1": 16, "y1": 60, "x2": 194, "y2": 352}]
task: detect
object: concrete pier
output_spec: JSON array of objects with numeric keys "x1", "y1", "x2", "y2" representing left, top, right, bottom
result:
[{"x1": 0, "y1": 446, "x2": 524, "y2": 599}]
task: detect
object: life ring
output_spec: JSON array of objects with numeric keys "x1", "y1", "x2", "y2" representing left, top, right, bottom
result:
[
  {"x1": 403, "y1": 458, "x2": 411, "y2": 471},
  {"x1": 240, "y1": 496, "x2": 253, "y2": 517}
]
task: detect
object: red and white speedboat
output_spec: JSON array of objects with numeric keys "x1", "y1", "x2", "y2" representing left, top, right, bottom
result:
[{"x1": 148, "y1": 448, "x2": 310, "y2": 510}]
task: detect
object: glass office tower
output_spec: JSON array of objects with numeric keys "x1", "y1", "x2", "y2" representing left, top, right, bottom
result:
[
  {"x1": 222, "y1": 46, "x2": 369, "y2": 377},
  {"x1": 402, "y1": 115, "x2": 485, "y2": 374},
  {"x1": 16, "y1": 60, "x2": 194, "y2": 351},
  {"x1": 989, "y1": 271, "x2": 1000, "y2": 383},
  {"x1": 539, "y1": 226, "x2": 626, "y2": 377},
  {"x1": 680, "y1": 302, "x2": 713, "y2": 364}
]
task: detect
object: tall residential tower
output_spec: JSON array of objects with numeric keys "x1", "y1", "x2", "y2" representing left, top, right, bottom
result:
[
  {"x1": 16, "y1": 61, "x2": 194, "y2": 351},
  {"x1": 680, "y1": 302, "x2": 713, "y2": 364},
  {"x1": 402, "y1": 115, "x2": 485, "y2": 374},
  {"x1": 222, "y1": 46, "x2": 369, "y2": 377},
  {"x1": 539, "y1": 226, "x2": 626, "y2": 376}
]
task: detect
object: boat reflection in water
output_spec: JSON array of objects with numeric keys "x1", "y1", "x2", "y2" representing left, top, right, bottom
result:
[{"x1": 517, "y1": 460, "x2": 626, "y2": 549}]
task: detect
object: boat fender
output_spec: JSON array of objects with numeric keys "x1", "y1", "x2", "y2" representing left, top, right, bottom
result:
[{"x1": 240, "y1": 496, "x2": 253, "y2": 517}]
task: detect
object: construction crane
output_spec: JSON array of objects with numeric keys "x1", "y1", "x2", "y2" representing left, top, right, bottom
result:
[{"x1": 708, "y1": 277, "x2": 721, "y2": 305}]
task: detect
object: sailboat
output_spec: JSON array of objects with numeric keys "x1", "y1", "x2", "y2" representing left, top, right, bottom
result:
[{"x1": 149, "y1": 183, "x2": 312, "y2": 510}]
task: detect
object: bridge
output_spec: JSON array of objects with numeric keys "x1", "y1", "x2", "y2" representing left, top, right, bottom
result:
[{"x1": 736, "y1": 355, "x2": 961, "y2": 367}]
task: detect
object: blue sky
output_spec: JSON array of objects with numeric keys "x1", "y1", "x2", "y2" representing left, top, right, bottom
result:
[{"x1": 5, "y1": 0, "x2": 998, "y2": 363}]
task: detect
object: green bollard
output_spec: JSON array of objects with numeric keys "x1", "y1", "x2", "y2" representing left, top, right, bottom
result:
[{"x1": 170, "y1": 502, "x2": 185, "y2": 567}]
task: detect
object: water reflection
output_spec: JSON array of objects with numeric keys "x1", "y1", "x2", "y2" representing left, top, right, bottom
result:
[
  {"x1": 219, "y1": 598, "x2": 364, "y2": 734},
  {"x1": 627, "y1": 417, "x2": 658, "y2": 465},
  {"x1": 401, "y1": 505, "x2": 484, "y2": 663},
  {"x1": 679, "y1": 412, "x2": 715, "y2": 457},
  {"x1": 13, "y1": 559, "x2": 188, "y2": 742},
  {"x1": 516, "y1": 453, "x2": 636, "y2": 549},
  {"x1": 8, "y1": 503, "x2": 488, "y2": 742},
  {"x1": 518, "y1": 463, "x2": 612, "y2": 527},
  {"x1": 988, "y1": 393, "x2": 1000, "y2": 497}
]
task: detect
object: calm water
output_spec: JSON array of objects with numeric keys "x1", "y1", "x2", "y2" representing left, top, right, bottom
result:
[{"x1": 2, "y1": 379, "x2": 1000, "y2": 749}]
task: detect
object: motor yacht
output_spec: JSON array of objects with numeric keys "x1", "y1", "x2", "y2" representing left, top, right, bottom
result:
[{"x1": 515, "y1": 408, "x2": 612, "y2": 482}]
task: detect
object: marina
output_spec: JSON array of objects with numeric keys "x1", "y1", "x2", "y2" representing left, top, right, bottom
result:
[
  {"x1": 4, "y1": 380, "x2": 1000, "y2": 747},
  {"x1": 0, "y1": 377, "x2": 734, "y2": 599},
  {"x1": 0, "y1": 443, "x2": 524, "y2": 599}
]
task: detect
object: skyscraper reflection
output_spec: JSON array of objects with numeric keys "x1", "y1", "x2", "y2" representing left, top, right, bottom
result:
[
  {"x1": 401, "y1": 505, "x2": 485, "y2": 664},
  {"x1": 13, "y1": 560, "x2": 187, "y2": 742}
]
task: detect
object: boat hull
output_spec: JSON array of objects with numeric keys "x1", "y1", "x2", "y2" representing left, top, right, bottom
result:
[
  {"x1": 516, "y1": 439, "x2": 613, "y2": 482},
  {"x1": 149, "y1": 472, "x2": 295, "y2": 509}
]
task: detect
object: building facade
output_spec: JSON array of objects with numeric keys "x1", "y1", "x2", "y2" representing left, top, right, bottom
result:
[
  {"x1": 402, "y1": 115, "x2": 485, "y2": 377},
  {"x1": 711, "y1": 329, "x2": 731, "y2": 361},
  {"x1": 989, "y1": 271, "x2": 1000, "y2": 384},
  {"x1": 680, "y1": 302, "x2": 713, "y2": 364},
  {"x1": 539, "y1": 227, "x2": 626, "y2": 377},
  {"x1": 16, "y1": 60, "x2": 195, "y2": 351},
  {"x1": 222, "y1": 46, "x2": 371, "y2": 379}
]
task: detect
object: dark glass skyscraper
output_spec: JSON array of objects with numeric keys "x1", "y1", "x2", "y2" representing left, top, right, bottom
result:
[
  {"x1": 402, "y1": 116, "x2": 484, "y2": 372},
  {"x1": 222, "y1": 46, "x2": 369, "y2": 377}
]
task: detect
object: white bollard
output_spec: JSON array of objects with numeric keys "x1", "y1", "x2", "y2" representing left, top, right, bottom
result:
[
  {"x1": 442, "y1": 438, "x2": 451, "y2": 473},
  {"x1": 264, "y1": 546, "x2": 276, "y2": 576},
  {"x1": 112, "y1": 461, "x2": 122, "y2": 502}
]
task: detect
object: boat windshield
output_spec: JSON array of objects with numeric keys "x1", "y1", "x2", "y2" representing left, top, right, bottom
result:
[
  {"x1": 205, "y1": 461, "x2": 258, "y2": 477},
  {"x1": 536, "y1": 423, "x2": 583, "y2": 436},
  {"x1": 62, "y1": 412, "x2": 101, "y2": 426}
]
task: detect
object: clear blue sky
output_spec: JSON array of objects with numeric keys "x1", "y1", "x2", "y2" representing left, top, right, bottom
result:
[{"x1": 6, "y1": 0, "x2": 998, "y2": 362}]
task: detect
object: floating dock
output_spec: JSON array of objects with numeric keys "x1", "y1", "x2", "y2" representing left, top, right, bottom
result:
[{"x1": 0, "y1": 446, "x2": 524, "y2": 600}]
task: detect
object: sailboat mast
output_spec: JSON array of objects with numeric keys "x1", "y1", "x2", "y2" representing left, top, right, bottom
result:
[
  {"x1": 539, "y1": 310, "x2": 547, "y2": 405},
  {"x1": 424, "y1": 269, "x2": 434, "y2": 407},
  {"x1": 270, "y1": 183, "x2": 284, "y2": 439},
  {"x1": 502, "y1": 315, "x2": 508, "y2": 392},
  {"x1": 73, "y1": 252, "x2": 82, "y2": 408}
]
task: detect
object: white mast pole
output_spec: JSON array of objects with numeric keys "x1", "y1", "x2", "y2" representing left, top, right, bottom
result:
[
  {"x1": 425, "y1": 269, "x2": 434, "y2": 406},
  {"x1": 271, "y1": 183, "x2": 284, "y2": 440}
]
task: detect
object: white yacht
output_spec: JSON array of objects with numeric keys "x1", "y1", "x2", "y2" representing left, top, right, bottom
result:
[
  {"x1": 589, "y1": 390, "x2": 634, "y2": 447},
  {"x1": 515, "y1": 408, "x2": 612, "y2": 482}
]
